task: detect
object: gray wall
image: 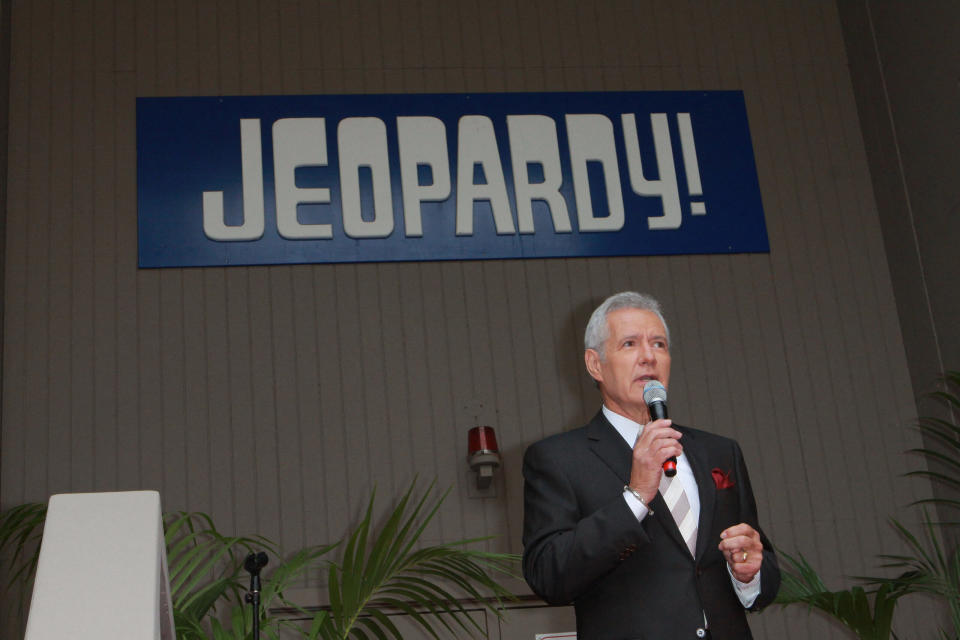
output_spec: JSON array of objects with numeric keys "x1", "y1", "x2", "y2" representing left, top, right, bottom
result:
[
  {"x1": 0, "y1": 1, "x2": 945, "y2": 637},
  {"x1": 0, "y1": 0, "x2": 9, "y2": 496},
  {"x1": 837, "y1": 0, "x2": 960, "y2": 412},
  {"x1": 837, "y1": 0, "x2": 960, "y2": 551}
]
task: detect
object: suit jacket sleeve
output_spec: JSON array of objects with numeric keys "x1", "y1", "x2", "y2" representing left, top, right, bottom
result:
[
  {"x1": 521, "y1": 436, "x2": 650, "y2": 605},
  {"x1": 731, "y1": 440, "x2": 780, "y2": 611}
]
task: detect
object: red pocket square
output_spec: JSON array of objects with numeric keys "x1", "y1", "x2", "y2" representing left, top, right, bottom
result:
[{"x1": 712, "y1": 468, "x2": 735, "y2": 489}]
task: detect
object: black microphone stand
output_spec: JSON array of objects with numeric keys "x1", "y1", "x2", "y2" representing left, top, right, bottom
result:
[{"x1": 244, "y1": 551, "x2": 269, "y2": 640}]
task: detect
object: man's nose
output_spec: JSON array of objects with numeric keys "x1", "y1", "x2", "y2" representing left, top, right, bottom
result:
[{"x1": 638, "y1": 342, "x2": 656, "y2": 363}]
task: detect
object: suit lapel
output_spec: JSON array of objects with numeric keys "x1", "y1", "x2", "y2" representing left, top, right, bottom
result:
[
  {"x1": 592, "y1": 411, "x2": 690, "y2": 555},
  {"x1": 681, "y1": 428, "x2": 717, "y2": 560},
  {"x1": 585, "y1": 414, "x2": 714, "y2": 559},
  {"x1": 585, "y1": 412, "x2": 632, "y2": 483}
]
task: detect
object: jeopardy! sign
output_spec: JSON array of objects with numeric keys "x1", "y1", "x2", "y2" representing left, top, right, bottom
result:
[{"x1": 136, "y1": 91, "x2": 768, "y2": 268}]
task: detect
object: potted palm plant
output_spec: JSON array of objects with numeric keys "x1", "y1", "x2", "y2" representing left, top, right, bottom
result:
[
  {"x1": 1, "y1": 479, "x2": 519, "y2": 639},
  {"x1": 775, "y1": 370, "x2": 960, "y2": 639}
]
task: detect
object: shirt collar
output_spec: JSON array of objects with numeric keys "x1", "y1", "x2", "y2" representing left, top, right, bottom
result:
[
  {"x1": 603, "y1": 405, "x2": 690, "y2": 469},
  {"x1": 602, "y1": 405, "x2": 643, "y2": 448}
]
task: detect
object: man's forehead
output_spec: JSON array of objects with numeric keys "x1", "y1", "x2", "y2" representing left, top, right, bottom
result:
[{"x1": 606, "y1": 308, "x2": 667, "y2": 336}]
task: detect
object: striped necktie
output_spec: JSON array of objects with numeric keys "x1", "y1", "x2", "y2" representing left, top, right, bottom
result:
[{"x1": 659, "y1": 472, "x2": 697, "y2": 557}]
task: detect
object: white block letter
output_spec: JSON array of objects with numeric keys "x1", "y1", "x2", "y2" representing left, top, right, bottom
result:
[
  {"x1": 507, "y1": 115, "x2": 571, "y2": 234},
  {"x1": 273, "y1": 118, "x2": 332, "y2": 239},
  {"x1": 456, "y1": 115, "x2": 516, "y2": 236},
  {"x1": 565, "y1": 114, "x2": 624, "y2": 232},
  {"x1": 203, "y1": 119, "x2": 265, "y2": 241},
  {"x1": 339, "y1": 117, "x2": 394, "y2": 239},
  {"x1": 622, "y1": 113, "x2": 681, "y2": 230},
  {"x1": 397, "y1": 116, "x2": 451, "y2": 237}
]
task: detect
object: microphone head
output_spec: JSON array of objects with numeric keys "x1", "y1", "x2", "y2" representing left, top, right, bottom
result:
[
  {"x1": 642, "y1": 380, "x2": 667, "y2": 406},
  {"x1": 244, "y1": 551, "x2": 269, "y2": 574}
]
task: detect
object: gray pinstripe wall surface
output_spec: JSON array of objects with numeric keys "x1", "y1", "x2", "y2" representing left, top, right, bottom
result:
[{"x1": 1, "y1": 1, "x2": 941, "y2": 637}]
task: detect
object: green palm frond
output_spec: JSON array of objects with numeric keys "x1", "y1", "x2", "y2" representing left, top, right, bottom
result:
[
  {"x1": 864, "y1": 513, "x2": 960, "y2": 635},
  {"x1": 847, "y1": 369, "x2": 960, "y2": 638},
  {"x1": 0, "y1": 502, "x2": 47, "y2": 625},
  {"x1": 775, "y1": 549, "x2": 907, "y2": 640},
  {"x1": 312, "y1": 479, "x2": 519, "y2": 640},
  {"x1": 1, "y1": 479, "x2": 519, "y2": 640},
  {"x1": 190, "y1": 543, "x2": 339, "y2": 640},
  {"x1": 163, "y1": 511, "x2": 281, "y2": 639},
  {"x1": 164, "y1": 511, "x2": 341, "y2": 640},
  {"x1": 164, "y1": 511, "x2": 275, "y2": 622},
  {"x1": 0, "y1": 502, "x2": 46, "y2": 587},
  {"x1": 907, "y1": 371, "x2": 960, "y2": 517}
]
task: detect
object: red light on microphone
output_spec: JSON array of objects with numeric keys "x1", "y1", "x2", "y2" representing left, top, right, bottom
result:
[{"x1": 662, "y1": 458, "x2": 677, "y2": 477}]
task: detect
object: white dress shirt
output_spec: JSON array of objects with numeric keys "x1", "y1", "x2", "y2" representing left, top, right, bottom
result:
[{"x1": 603, "y1": 405, "x2": 761, "y2": 608}]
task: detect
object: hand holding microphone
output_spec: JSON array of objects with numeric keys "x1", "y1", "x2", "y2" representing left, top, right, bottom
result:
[
  {"x1": 627, "y1": 381, "x2": 682, "y2": 501},
  {"x1": 642, "y1": 380, "x2": 676, "y2": 477}
]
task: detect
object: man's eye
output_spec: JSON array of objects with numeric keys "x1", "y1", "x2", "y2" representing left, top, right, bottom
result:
[{"x1": 623, "y1": 340, "x2": 634, "y2": 348}]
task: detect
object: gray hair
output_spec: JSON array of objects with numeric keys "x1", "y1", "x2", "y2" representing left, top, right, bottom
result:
[{"x1": 584, "y1": 291, "x2": 670, "y2": 360}]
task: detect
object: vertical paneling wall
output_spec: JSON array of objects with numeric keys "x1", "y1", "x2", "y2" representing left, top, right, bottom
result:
[{"x1": 1, "y1": 1, "x2": 937, "y2": 637}]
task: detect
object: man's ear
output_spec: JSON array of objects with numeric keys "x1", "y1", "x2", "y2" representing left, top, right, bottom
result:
[{"x1": 584, "y1": 349, "x2": 603, "y2": 383}]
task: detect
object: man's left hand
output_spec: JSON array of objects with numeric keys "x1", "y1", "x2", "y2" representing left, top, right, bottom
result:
[{"x1": 719, "y1": 523, "x2": 763, "y2": 583}]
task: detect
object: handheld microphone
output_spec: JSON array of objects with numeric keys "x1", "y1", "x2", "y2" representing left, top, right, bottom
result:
[{"x1": 643, "y1": 380, "x2": 676, "y2": 477}]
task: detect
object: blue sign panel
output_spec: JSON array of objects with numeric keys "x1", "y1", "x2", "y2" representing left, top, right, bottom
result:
[{"x1": 137, "y1": 91, "x2": 767, "y2": 268}]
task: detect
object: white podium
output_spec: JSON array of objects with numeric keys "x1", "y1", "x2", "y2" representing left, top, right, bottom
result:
[{"x1": 24, "y1": 491, "x2": 176, "y2": 640}]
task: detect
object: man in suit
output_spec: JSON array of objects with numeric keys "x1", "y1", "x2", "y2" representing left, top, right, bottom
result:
[{"x1": 522, "y1": 292, "x2": 779, "y2": 639}]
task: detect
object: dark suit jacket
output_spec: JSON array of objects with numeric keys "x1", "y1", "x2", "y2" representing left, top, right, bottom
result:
[{"x1": 522, "y1": 412, "x2": 780, "y2": 640}]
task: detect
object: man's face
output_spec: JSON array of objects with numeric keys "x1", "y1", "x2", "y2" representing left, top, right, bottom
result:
[{"x1": 585, "y1": 308, "x2": 671, "y2": 423}]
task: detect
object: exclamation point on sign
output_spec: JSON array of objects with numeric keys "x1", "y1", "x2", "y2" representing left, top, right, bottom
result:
[{"x1": 677, "y1": 114, "x2": 705, "y2": 215}]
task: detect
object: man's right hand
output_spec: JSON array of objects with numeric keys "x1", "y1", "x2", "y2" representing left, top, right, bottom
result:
[{"x1": 627, "y1": 419, "x2": 683, "y2": 504}]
